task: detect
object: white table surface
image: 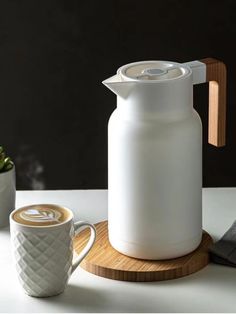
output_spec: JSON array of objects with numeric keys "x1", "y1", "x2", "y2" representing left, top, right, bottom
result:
[{"x1": 0, "y1": 188, "x2": 236, "y2": 313}]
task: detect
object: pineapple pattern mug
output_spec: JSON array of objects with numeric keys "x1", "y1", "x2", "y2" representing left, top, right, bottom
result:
[{"x1": 10, "y1": 204, "x2": 96, "y2": 297}]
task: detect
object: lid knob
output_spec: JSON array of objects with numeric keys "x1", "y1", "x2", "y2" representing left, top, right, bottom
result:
[{"x1": 144, "y1": 68, "x2": 168, "y2": 76}]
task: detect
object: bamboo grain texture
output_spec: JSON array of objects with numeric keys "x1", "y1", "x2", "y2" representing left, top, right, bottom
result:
[
  {"x1": 200, "y1": 58, "x2": 227, "y2": 147},
  {"x1": 74, "y1": 221, "x2": 213, "y2": 282}
]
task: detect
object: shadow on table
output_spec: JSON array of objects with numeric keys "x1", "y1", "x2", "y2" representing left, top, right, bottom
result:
[
  {"x1": 142, "y1": 263, "x2": 236, "y2": 312},
  {"x1": 27, "y1": 264, "x2": 236, "y2": 313},
  {"x1": 166, "y1": 262, "x2": 236, "y2": 287},
  {"x1": 40, "y1": 284, "x2": 107, "y2": 312},
  {"x1": 144, "y1": 261, "x2": 236, "y2": 288}
]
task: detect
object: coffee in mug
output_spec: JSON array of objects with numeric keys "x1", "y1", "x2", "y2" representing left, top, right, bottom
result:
[
  {"x1": 12, "y1": 204, "x2": 70, "y2": 226},
  {"x1": 10, "y1": 204, "x2": 96, "y2": 297}
]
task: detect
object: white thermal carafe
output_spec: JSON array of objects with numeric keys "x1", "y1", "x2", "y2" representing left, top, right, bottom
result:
[{"x1": 103, "y1": 59, "x2": 226, "y2": 260}]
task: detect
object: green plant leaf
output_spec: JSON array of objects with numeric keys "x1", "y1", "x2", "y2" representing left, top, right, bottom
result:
[
  {"x1": 0, "y1": 152, "x2": 5, "y2": 161},
  {"x1": 3, "y1": 163, "x2": 13, "y2": 171},
  {"x1": 4, "y1": 157, "x2": 11, "y2": 165},
  {"x1": 0, "y1": 147, "x2": 13, "y2": 173}
]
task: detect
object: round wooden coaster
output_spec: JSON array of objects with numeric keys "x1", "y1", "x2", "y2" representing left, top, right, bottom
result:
[{"x1": 74, "y1": 221, "x2": 213, "y2": 282}]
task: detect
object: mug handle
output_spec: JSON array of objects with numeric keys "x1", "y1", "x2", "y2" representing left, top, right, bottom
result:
[{"x1": 71, "y1": 221, "x2": 96, "y2": 273}]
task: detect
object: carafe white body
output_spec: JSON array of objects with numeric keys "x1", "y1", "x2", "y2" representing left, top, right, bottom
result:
[{"x1": 104, "y1": 59, "x2": 226, "y2": 260}]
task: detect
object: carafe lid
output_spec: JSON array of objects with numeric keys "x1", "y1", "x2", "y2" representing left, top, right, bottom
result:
[{"x1": 119, "y1": 61, "x2": 190, "y2": 82}]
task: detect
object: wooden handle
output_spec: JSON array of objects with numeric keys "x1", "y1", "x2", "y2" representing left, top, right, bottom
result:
[{"x1": 200, "y1": 58, "x2": 227, "y2": 147}]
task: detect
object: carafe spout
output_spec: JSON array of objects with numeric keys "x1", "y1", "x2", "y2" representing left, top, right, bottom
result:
[{"x1": 102, "y1": 75, "x2": 135, "y2": 99}]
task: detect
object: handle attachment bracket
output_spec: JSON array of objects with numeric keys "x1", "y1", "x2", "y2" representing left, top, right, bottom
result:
[{"x1": 184, "y1": 58, "x2": 227, "y2": 147}]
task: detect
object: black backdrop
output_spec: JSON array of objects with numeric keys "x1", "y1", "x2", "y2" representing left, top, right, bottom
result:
[{"x1": 0, "y1": 0, "x2": 235, "y2": 190}]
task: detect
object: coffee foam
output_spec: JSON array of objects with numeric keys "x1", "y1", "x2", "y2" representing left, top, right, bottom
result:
[
  {"x1": 12, "y1": 205, "x2": 71, "y2": 226},
  {"x1": 20, "y1": 207, "x2": 61, "y2": 223}
]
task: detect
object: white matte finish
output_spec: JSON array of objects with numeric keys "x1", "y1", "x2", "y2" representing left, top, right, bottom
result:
[
  {"x1": 105, "y1": 60, "x2": 202, "y2": 259},
  {"x1": 10, "y1": 207, "x2": 96, "y2": 297},
  {"x1": 71, "y1": 221, "x2": 96, "y2": 273},
  {"x1": 0, "y1": 167, "x2": 16, "y2": 228},
  {"x1": 183, "y1": 60, "x2": 206, "y2": 84},
  {"x1": 0, "y1": 189, "x2": 236, "y2": 313}
]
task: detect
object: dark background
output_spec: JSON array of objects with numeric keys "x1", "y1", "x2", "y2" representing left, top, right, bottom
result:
[{"x1": 0, "y1": 0, "x2": 235, "y2": 190}]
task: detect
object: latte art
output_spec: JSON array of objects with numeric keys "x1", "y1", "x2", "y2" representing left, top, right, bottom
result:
[
  {"x1": 13, "y1": 205, "x2": 71, "y2": 226},
  {"x1": 20, "y1": 208, "x2": 62, "y2": 223}
]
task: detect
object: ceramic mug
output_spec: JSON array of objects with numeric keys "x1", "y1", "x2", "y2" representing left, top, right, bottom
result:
[{"x1": 10, "y1": 204, "x2": 96, "y2": 297}]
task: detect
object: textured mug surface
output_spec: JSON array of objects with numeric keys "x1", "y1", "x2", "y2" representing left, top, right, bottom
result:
[{"x1": 10, "y1": 204, "x2": 96, "y2": 297}]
